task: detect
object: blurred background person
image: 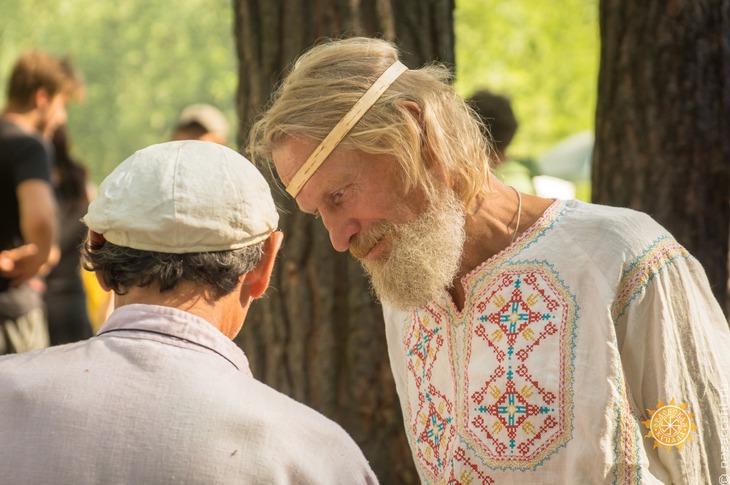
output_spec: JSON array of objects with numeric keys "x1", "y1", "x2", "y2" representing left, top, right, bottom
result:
[
  {"x1": 535, "y1": 130, "x2": 593, "y2": 201},
  {"x1": 171, "y1": 103, "x2": 230, "y2": 145},
  {"x1": 468, "y1": 88, "x2": 536, "y2": 195},
  {"x1": 43, "y1": 125, "x2": 94, "y2": 345},
  {"x1": 0, "y1": 50, "x2": 83, "y2": 354}
]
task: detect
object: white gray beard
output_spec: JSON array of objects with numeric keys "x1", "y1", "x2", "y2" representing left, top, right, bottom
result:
[{"x1": 359, "y1": 191, "x2": 466, "y2": 309}]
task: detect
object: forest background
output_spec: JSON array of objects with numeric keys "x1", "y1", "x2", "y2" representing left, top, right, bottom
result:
[{"x1": 0, "y1": 0, "x2": 598, "y2": 189}]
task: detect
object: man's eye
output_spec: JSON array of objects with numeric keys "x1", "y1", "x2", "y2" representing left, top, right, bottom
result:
[{"x1": 331, "y1": 188, "x2": 346, "y2": 204}]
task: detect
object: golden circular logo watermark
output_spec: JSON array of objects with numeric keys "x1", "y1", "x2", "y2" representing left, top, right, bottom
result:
[{"x1": 642, "y1": 399, "x2": 697, "y2": 450}]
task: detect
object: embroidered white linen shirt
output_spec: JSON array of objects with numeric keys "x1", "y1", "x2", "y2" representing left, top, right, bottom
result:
[
  {"x1": 0, "y1": 303, "x2": 378, "y2": 484},
  {"x1": 384, "y1": 200, "x2": 730, "y2": 484}
]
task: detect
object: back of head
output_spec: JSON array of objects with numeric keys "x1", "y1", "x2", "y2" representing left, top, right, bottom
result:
[
  {"x1": 468, "y1": 89, "x2": 518, "y2": 159},
  {"x1": 5, "y1": 50, "x2": 83, "y2": 110},
  {"x1": 82, "y1": 140, "x2": 278, "y2": 298},
  {"x1": 250, "y1": 36, "x2": 492, "y2": 204}
]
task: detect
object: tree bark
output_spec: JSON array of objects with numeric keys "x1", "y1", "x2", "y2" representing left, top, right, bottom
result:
[
  {"x1": 232, "y1": 1, "x2": 455, "y2": 482},
  {"x1": 594, "y1": 0, "x2": 730, "y2": 315}
]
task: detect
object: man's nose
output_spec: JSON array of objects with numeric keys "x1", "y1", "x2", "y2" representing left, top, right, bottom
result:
[{"x1": 320, "y1": 212, "x2": 358, "y2": 253}]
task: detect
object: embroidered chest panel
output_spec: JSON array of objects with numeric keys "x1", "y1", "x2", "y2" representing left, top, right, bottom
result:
[{"x1": 402, "y1": 261, "x2": 579, "y2": 482}]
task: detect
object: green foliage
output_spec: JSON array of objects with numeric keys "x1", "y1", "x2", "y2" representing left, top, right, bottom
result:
[
  {"x1": 455, "y1": 0, "x2": 599, "y2": 160},
  {"x1": 0, "y1": 0, "x2": 598, "y2": 184},
  {"x1": 0, "y1": 0, "x2": 236, "y2": 184}
]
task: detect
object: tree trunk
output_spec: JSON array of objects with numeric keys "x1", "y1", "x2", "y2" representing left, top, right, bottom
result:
[
  {"x1": 232, "y1": 1, "x2": 454, "y2": 482},
  {"x1": 593, "y1": 0, "x2": 730, "y2": 315}
]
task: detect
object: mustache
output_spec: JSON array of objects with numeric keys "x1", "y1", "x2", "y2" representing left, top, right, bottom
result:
[{"x1": 349, "y1": 221, "x2": 395, "y2": 259}]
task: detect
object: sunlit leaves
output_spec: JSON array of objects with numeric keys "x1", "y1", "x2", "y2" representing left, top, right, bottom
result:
[
  {"x1": 455, "y1": 0, "x2": 599, "y2": 159},
  {"x1": 0, "y1": 0, "x2": 598, "y2": 180},
  {"x1": 0, "y1": 0, "x2": 236, "y2": 183}
]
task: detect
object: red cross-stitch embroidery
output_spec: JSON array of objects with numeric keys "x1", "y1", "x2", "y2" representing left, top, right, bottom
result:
[
  {"x1": 404, "y1": 307, "x2": 457, "y2": 479},
  {"x1": 463, "y1": 266, "x2": 577, "y2": 469},
  {"x1": 444, "y1": 446, "x2": 496, "y2": 484}
]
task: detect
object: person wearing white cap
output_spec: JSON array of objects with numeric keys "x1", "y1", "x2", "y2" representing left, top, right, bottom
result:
[
  {"x1": 250, "y1": 37, "x2": 730, "y2": 484},
  {"x1": 0, "y1": 140, "x2": 378, "y2": 484},
  {"x1": 172, "y1": 103, "x2": 230, "y2": 145}
]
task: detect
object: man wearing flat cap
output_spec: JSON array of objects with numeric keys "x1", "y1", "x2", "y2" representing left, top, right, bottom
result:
[{"x1": 0, "y1": 140, "x2": 377, "y2": 484}]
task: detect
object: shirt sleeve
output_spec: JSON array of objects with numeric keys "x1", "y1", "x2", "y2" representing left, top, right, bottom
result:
[
  {"x1": 13, "y1": 136, "x2": 52, "y2": 185},
  {"x1": 615, "y1": 240, "x2": 730, "y2": 484}
]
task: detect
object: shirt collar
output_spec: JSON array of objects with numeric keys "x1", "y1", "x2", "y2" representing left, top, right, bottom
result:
[{"x1": 98, "y1": 304, "x2": 250, "y2": 374}]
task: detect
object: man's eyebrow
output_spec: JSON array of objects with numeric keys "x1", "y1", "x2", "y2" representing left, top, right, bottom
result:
[{"x1": 293, "y1": 192, "x2": 320, "y2": 215}]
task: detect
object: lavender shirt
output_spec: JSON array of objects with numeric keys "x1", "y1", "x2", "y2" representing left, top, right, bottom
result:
[{"x1": 0, "y1": 304, "x2": 378, "y2": 484}]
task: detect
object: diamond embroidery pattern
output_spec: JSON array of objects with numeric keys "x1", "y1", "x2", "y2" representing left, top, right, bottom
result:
[
  {"x1": 404, "y1": 308, "x2": 456, "y2": 480},
  {"x1": 464, "y1": 266, "x2": 577, "y2": 469}
]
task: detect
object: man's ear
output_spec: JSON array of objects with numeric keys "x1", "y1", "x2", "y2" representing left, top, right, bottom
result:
[
  {"x1": 401, "y1": 100, "x2": 421, "y2": 120},
  {"x1": 401, "y1": 100, "x2": 447, "y2": 181},
  {"x1": 242, "y1": 231, "x2": 283, "y2": 300}
]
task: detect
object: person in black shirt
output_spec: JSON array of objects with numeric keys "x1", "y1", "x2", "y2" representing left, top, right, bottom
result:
[{"x1": 0, "y1": 50, "x2": 83, "y2": 354}]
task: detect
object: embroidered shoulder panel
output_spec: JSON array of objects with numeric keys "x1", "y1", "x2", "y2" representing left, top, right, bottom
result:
[{"x1": 611, "y1": 235, "x2": 690, "y2": 322}]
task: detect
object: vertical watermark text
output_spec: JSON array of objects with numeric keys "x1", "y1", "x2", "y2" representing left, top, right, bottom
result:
[{"x1": 720, "y1": 384, "x2": 729, "y2": 484}]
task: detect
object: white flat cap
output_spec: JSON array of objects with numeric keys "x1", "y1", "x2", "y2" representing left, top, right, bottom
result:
[{"x1": 83, "y1": 140, "x2": 278, "y2": 253}]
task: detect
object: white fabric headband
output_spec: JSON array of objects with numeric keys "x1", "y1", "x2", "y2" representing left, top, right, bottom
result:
[{"x1": 285, "y1": 60, "x2": 408, "y2": 197}]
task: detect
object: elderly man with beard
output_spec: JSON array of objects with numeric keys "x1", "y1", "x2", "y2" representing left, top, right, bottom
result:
[{"x1": 250, "y1": 37, "x2": 730, "y2": 484}]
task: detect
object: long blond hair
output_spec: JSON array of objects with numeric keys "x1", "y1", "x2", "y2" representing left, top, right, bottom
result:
[{"x1": 249, "y1": 37, "x2": 492, "y2": 205}]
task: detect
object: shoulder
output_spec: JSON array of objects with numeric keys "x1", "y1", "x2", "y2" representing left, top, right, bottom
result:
[
  {"x1": 0, "y1": 345, "x2": 69, "y2": 397},
  {"x1": 245, "y1": 378, "x2": 354, "y2": 440},
  {"x1": 0, "y1": 123, "x2": 52, "y2": 183},
  {"x1": 0, "y1": 120, "x2": 49, "y2": 157},
  {"x1": 228, "y1": 378, "x2": 376, "y2": 480},
  {"x1": 534, "y1": 200, "x2": 693, "y2": 297},
  {"x1": 563, "y1": 199, "x2": 664, "y2": 232},
  {"x1": 557, "y1": 199, "x2": 673, "y2": 251}
]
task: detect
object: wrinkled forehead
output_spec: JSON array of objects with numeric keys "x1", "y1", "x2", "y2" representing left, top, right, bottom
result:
[
  {"x1": 274, "y1": 60, "x2": 407, "y2": 198},
  {"x1": 271, "y1": 136, "x2": 320, "y2": 187},
  {"x1": 271, "y1": 137, "x2": 369, "y2": 211}
]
